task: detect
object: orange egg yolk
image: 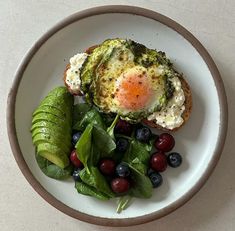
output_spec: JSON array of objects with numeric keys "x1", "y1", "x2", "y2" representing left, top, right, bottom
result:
[{"x1": 117, "y1": 72, "x2": 152, "y2": 110}]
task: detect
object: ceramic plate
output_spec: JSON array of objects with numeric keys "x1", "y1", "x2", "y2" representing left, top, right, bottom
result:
[{"x1": 7, "y1": 6, "x2": 227, "y2": 226}]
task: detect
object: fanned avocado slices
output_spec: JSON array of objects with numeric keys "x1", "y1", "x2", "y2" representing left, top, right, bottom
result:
[
  {"x1": 32, "y1": 133, "x2": 71, "y2": 154},
  {"x1": 31, "y1": 87, "x2": 73, "y2": 169},
  {"x1": 32, "y1": 113, "x2": 71, "y2": 131},
  {"x1": 33, "y1": 105, "x2": 67, "y2": 120}
]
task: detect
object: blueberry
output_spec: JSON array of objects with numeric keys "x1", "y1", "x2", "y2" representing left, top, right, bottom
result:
[
  {"x1": 116, "y1": 138, "x2": 129, "y2": 152},
  {"x1": 116, "y1": 163, "x2": 130, "y2": 178},
  {"x1": 72, "y1": 131, "x2": 82, "y2": 146},
  {"x1": 72, "y1": 168, "x2": 82, "y2": 181},
  {"x1": 149, "y1": 172, "x2": 163, "y2": 188},
  {"x1": 167, "y1": 152, "x2": 182, "y2": 168},
  {"x1": 135, "y1": 126, "x2": 152, "y2": 143}
]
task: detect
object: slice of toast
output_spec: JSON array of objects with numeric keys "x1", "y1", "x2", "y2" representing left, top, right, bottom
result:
[
  {"x1": 64, "y1": 44, "x2": 192, "y2": 131},
  {"x1": 143, "y1": 76, "x2": 192, "y2": 131}
]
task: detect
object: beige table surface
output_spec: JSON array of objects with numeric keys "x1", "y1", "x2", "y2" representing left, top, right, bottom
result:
[{"x1": 1, "y1": 0, "x2": 235, "y2": 230}]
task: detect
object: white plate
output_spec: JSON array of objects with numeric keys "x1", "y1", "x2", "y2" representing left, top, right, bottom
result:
[{"x1": 7, "y1": 6, "x2": 227, "y2": 226}]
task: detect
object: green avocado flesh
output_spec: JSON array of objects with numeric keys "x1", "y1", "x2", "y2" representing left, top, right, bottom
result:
[
  {"x1": 33, "y1": 105, "x2": 66, "y2": 120},
  {"x1": 31, "y1": 87, "x2": 73, "y2": 168},
  {"x1": 37, "y1": 143, "x2": 69, "y2": 169},
  {"x1": 31, "y1": 126, "x2": 71, "y2": 145},
  {"x1": 80, "y1": 39, "x2": 177, "y2": 122},
  {"x1": 32, "y1": 112, "x2": 71, "y2": 131},
  {"x1": 32, "y1": 133, "x2": 71, "y2": 153}
]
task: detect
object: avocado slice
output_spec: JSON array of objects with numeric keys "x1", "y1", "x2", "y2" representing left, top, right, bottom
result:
[
  {"x1": 46, "y1": 86, "x2": 70, "y2": 98},
  {"x1": 42, "y1": 93, "x2": 73, "y2": 108},
  {"x1": 32, "y1": 133, "x2": 71, "y2": 154},
  {"x1": 39, "y1": 97, "x2": 73, "y2": 119},
  {"x1": 32, "y1": 112, "x2": 71, "y2": 131},
  {"x1": 31, "y1": 126, "x2": 71, "y2": 145},
  {"x1": 37, "y1": 143, "x2": 69, "y2": 168},
  {"x1": 33, "y1": 105, "x2": 66, "y2": 120},
  {"x1": 31, "y1": 120, "x2": 66, "y2": 132}
]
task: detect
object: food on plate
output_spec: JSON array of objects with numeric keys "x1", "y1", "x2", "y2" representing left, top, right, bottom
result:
[
  {"x1": 31, "y1": 99, "x2": 183, "y2": 213},
  {"x1": 64, "y1": 38, "x2": 192, "y2": 131},
  {"x1": 31, "y1": 39, "x2": 188, "y2": 213},
  {"x1": 31, "y1": 87, "x2": 73, "y2": 169}
]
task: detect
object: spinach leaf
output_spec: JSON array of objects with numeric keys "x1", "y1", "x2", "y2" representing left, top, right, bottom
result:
[
  {"x1": 73, "y1": 103, "x2": 91, "y2": 126},
  {"x1": 80, "y1": 167, "x2": 115, "y2": 198},
  {"x1": 106, "y1": 114, "x2": 119, "y2": 139},
  {"x1": 123, "y1": 140, "x2": 151, "y2": 174},
  {"x1": 127, "y1": 164, "x2": 153, "y2": 198},
  {"x1": 130, "y1": 157, "x2": 147, "y2": 175},
  {"x1": 88, "y1": 142, "x2": 100, "y2": 167},
  {"x1": 73, "y1": 108, "x2": 105, "y2": 131},
  {"x1": 75, "y1": 124, "x2": 93, "y2": 170},
  {"x1": 45, "y1": 165, "x2": 73, "y2": 179},
  {"x1": 116, "y1": 196, "x2": 132, "y2": 213},
  {"x1": 35, "y1": 153, "x2": 73, "y2": 180},
  {"x1": 75, "y1": 181, "x2": 110, "y2": 200},
  {"x1": 93, "y1": 125, "x2": 116, "y2": 157}
]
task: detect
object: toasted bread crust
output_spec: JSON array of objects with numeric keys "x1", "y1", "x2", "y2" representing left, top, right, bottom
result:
[
  {"x1": 143, "y1": 76, "x2": 192, "y2": 131},
  {"x1": 85, "y1": 45, "x2": 98, "y2": 54}
]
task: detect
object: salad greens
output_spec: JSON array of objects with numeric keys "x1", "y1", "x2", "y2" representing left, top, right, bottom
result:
[
  {"x1": 75, "y1": 124, "x2": 93, "y2": 171},
  {"x1": 80, "y1": 167, "x2": 115, "y2": 197},
  {"x1": 75, "y1": 181, "x2": 110, "y2": 200},
  {"x1": 128, "y1": 164, "x2": 153, "y2": 198},
  {"x1": 73, "y1": 108, "x2": 105, "y2": 130},
  {"x1": 116, "y1": 196, "x2": 132, "y2": 213},
  {"x1": 93, "y1": 125, "x2": 116, "y2": 156},
  {"x1": 34, "y1": 99, "x2": 155, "y2": 213},
  {"x1": 72, "y1": 104, "x2": 154, "y2": 208},
  {"x1": 72, "y1": 103, "x2": 91, "y2": 126}
]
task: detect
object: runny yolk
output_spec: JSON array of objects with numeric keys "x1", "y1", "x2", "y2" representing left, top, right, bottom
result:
[{"x1": 117, "y1": 72, "x2": 152, "y2": 110}]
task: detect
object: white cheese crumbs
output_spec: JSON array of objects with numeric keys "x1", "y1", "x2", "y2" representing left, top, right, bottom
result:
[
  {"x1": 155, "y1": 65, "x2": 164, "y2": 76},
  {"x1": 147, "y1": 76, "x2": 185, "y2": 130},
  {"x1": 65, "y1": 53, "x2": 88, "y2": 94}
]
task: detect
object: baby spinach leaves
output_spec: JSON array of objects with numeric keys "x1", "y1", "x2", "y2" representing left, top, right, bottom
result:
[
  {"x1": 75, "y1": 124, "x2": 116, "y2": 169},
  {"x1": 80, "y1": 167, "x2": 114, "y2": 198},
  {"x1": 128, "y1": 164, "x2": 152, "y2": 198},
  {"x1": 72, "y1": 102, "x2": 155, "y2": 209},
  {"x1": 106, "y1": 114, "x2": 119, "y2": 139},
  {"x1": 123, "y1": 140, "x2": 151, "y2": 175},
  {"x1": 116, "y1": 196, "x2": 132, "y2": 213},
  {"x1": 72, "y1": 103, "x2": 91, "y2": 126},
  {"x1": 75, "y1": 124, "x2": 93, "y2": 170},
  {"x1": 75, "y1": 181, "x2": 110, "y2": 200},
  {"x1": 93, "y1": 125, "x2": 116, "y2": 156},
  {"x1": 73, "y1": 104, "x2": 116, "y2": 198},
  {"x1": 73, "y1": 108, "x2": 105, "y2": 131}
]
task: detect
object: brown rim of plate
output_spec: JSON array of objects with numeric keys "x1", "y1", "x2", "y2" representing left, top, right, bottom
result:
[{"x1": 6, "y1": 5, "x2": 228, "y2": 227}]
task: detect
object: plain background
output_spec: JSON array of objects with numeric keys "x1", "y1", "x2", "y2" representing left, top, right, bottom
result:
[{"x1": 1, "y1": 0, "x2": 234, "y2": 230}]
